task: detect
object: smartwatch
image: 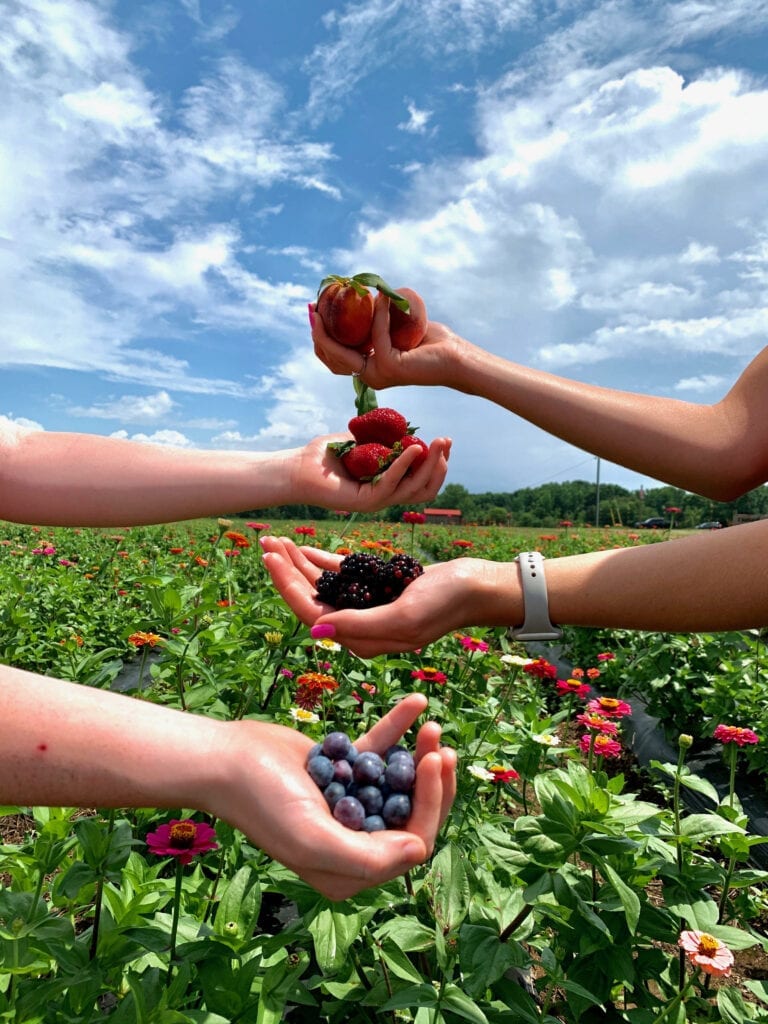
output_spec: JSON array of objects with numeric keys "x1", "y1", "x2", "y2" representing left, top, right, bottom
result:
[{"x1": 508, "y1": 551, "x2": 563, "y2": 642}]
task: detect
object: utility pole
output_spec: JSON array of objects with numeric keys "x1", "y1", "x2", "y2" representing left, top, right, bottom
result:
[{"x1": 595, "y1": 457, "x2": 601, "y2": 528}]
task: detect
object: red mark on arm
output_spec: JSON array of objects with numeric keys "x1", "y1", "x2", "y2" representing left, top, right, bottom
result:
[{"x1": 37, "y1": 743, "x2": 48, "y2": 752}]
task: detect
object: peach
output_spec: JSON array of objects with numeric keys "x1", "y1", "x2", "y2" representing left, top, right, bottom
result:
[
  {"x1": 389, "y1": 287, "x2": 428, "y2": 351},
  {"x1": 316, "y1": 280, "x2": 375, "y2": 349}
]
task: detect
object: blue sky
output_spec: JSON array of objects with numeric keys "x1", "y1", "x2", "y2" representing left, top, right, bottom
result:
[{"x1": 2, "y1": 0, "x2": 768, "y2": 496}]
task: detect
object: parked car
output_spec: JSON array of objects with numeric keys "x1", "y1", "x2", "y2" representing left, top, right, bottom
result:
[
  {"x1": 696, "y1": 521, "x2": 724, "y2": 529},
  {"x1": 634, "y1": 517, "x2": 670, "y2": 529}
]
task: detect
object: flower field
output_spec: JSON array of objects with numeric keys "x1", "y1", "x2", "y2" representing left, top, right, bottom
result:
[{"x1": 1, "y1": 515, "x2": 768, "y2": 1022}]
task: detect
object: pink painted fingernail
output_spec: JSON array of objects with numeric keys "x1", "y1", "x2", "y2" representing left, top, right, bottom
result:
[
  {"x1": 307, "y1": 303, "x2": 316, "y2": 328},
  {"x1": 311, "y1": 623, "x2": 336, "y2": 639}
]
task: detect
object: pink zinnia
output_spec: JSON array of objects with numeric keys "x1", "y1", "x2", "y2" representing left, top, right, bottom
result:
[
  {"x1": 246, "y1": 522, "x2": 271, "y2": 531},
  {"x1": 586, "y1": 696, "x2": 632, "y2": 719},
  {"x1": 460, "y1": 635, "x2": 489, "y2": 652},
  {"x1": 679, "y1": 930, "x2": 734, "y2": 976},
  {"x1": 714, "y1": 724, "x2": 759, "y2": 746},
  {"x1": 576, "y1": 712, "x2": 618, "y2": 735},
  {"x1": 145, "y1": 819, "x2": 218, "y2": 866},
  {"x1": 556, "y1": 678, "x2": 591, "y2": 698},
  {"x1": 580, "y1": 733, "x2": 622, "y2": 758},
  {"x1": 402, "y1": 511, "x2": 426, "y2": 524},
  {"x1": 596, "y1": 652, "x2": 615, "y2": 662}
]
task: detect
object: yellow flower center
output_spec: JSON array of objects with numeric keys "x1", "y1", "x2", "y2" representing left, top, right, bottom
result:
[
  {"x1": 599, "y1": 698, "x2": 620, "y2": 709},
  {"x1": 169, "y1": 822, "x2": 196, "y2": 848},
  {"x1": 698, "y1": 933, "x2": 720, "y2": 956}
]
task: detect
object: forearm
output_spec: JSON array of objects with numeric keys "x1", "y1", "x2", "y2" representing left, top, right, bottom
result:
[
  {"x1": 0, "y1": 668, "x2": 229, "y2": 809},
  {"x1": 0, "y1": 432, "x2": 298, "y2": 525},
  {"x1": 481, "y1": 521, "x2": 768, "y2": 634},
  {"x1": 446, "y1": 342, "x2": 742, "y2": 500}
]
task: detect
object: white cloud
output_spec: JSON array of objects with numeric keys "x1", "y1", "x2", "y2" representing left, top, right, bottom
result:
[
  {"x1": 68, "y1": 390, "x2": 177, "y2": 423},
  {"x1": 673, "y1": 373, "x2": 728, "y2": 393},
  {"x1": 398, "y1": 101, "x2": 433, "y2": 134},
  {"x1": 109, "y1": 428, "x2": 193, "y2": 447}
]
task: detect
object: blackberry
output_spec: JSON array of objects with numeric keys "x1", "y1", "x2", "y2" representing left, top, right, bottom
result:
[
  {"x1": 381, "y1": 554, "x2": 424, "y2": 598},
  {"x1": 338, "y1": 552, "x2": 387, "y2": 581},
  {"x1": 335, "y1": 579, "x2": 384, "y2": 609},
  {"x1": 315, "y1": 569, "x2": 342, "y2": 604}
]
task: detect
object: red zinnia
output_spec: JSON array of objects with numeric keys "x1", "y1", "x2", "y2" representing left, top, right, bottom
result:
[
  {"x1": 523, "y1": 657, "x2": 558, "y2": 680},
  {"x1": 145, "y1": 818, "x2": 218, "y2": 865},
  {"x1": 246, "y1": 522, "x2": 271, "y2": 531},
  {"x1": 128, "y1": 631, "x2": 163, "y2": 648},
  {"x1": 402, "y1": 511, "x2": 426, "y2": 524},
  {"x1": 460, "y1": 635, "x2": 489, "y2": 652},
  {"x1": 490, "y1": 767, "x2": 520, "y2": 784},
  {"x1": 412, "y1": 667, "x2": 448, "y2": 685},
  {"x1": 294, "y1": 525, "x2": 316, "y2": 537},
  {"x1": 294, "y1": 672, "x2": 339, "y2": 709},
  {"x1": 452, "y1": 539, "x2": 474, "y2": 548},
  {"x1": 556, "y1": 678, "x2": 591, "y2": 698},
  {"x1": 596, "y1": 652, "x2": 615, "y2": 662}
]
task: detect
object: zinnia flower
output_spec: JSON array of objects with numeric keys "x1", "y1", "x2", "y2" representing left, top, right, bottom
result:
[
  {"x1": 224, "y1": 531, "x2": 250, "y2": 548},
  {"x1": 145, "y1": 819, "x2": 218, "y2": 866},
  {"x1": 468, "y1": 765, "x2": 495, "y2": 782},
  {"x1": 402, "y1": 511, "x2": 426, "y2": 524},
  {"x1": 290, "y1": 707, "x2": 319, "y2": 724},
  {"x1": 295, "y1": 672, "x2": 338, "y2": 709},
  {"x1": 500, "y1": 654, "x2": 534, "y2": 667},
  {"x1": 128, "y1": 631, "x2": 163, "y2": 648},
  {"x1": 580, "y1": 733, "x2": 622, "y2": 758},
  {"x1": 460, "y1": 635, "x2": 489, "y2": 653},
  {"x1": 714, "y1": 724, "x2": 759, "y2": 746},
  {"x1": 452, "y1": 539, "x2": 474, "y2": 548},
  {"x1": 586, "y1": 696, "x2": 632, "y2": 718},
  {"x1": 411, "y1": 667, "x2": 448, "y2": 684},
  {"x1": 679, "y1": 930, "x2": 734, "y2": 976},
  {"x1": 586, "y1": 667, "x2": 601, "y2": 679},
  {"x1": 556, "y1": 678, "x2": 591, "y2": 698},
  {"x1": 596, "y1": 652, "x2": 615, "y2": 662},
  {"x1": 532, "y1": 733, "x2": 560, "y2": 747},
  {"x1": 294, "y1": 525, "x2": 316, "y2": 537},
  {"x1": 246, "y1": 522, "x2": 271, "y2": 531},
  {"x1": 523, "y1": 658, "x2": 558, "y2": 680},
  {"x1": 489, "y1": 765, "x2": 520, "y2": 784},
  {"x1": 576, "y1": 712, "x2": 618, "y2": 735}
]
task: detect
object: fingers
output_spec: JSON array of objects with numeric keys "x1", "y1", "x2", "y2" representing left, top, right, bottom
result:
[
  {"x1": 364, "y1": 437, "x2": 451, "y2": 509},
  {"x1": 355, "y1": 693, "x2": 428, "y2": 754}
]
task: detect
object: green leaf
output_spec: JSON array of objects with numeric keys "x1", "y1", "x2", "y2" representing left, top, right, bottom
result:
[
  {"x1": 427, "y1": 843, "x2": 471, "y2": 933},
  {"x1": 459, "y1": 924, "x2": 522, "y2": 998},
  {"x1": 680, "y1": 813, "x2": 744, "y2": 840},
  {"x1": 307, "y1": 904, "x2": 361, "y2": 974},
  {"x1": 353, "y1": 377, "x2": 378, "y2": 415},
  {"x1": 214, "y1": 866, "x2": 261, "y2": 944},
  {"x1": 440, "y1": 983, "x2": 491, "y2": 1023},
  {"x1": 374, "y1": 918, "x2": 435, "y2": 952},
  {"x1": 600, "y1": 861, "x2": 641, "y2": 932},
  {"x1": 351, "y1": 273, "x2": 410, "y2": 310},
  {"x1": 718, "y1": 986, "x2": 755, "y2": 1024},
  {"x1": 379, "y1": 939, "x2": 424, "y2": 984}
]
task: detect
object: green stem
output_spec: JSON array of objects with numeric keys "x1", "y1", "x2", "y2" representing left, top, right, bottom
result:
[
  {"x1": 166, "y1": 859, "x2": 185, "y2": 986},
  {"x1": 89, "y1": 809, "x2": 115, "y2": 961},
  {"x1": 728, "y1": 742, "x2": 737, "y2": 811}
]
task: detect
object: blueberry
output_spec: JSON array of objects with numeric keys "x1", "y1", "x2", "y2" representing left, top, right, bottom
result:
[
  {"x1": 333, "y1": 796, "x2": 365, "y2": 830},
  {"x1": 363, "y1": 815, "x2": 386, "y2": 832},
  {"x1": 346, "y1": 744, "x2": 360, "y2": 764},
  {"x1": 353, "y1": 751, "x2": 385, "y2": 786},
  {"x1": 323, "y1": 731, "x2": 351, "y2": 760},
  {"x1": 387, "y1": 750, "x2": 415, "y2": 769},
  {"x1": 385, "y1": 759, "x2": 416, "y2": 793},
  {"x1": 382, "y1": 793, "x2": 412, "y2": 828},
  {"x1": 306, "y1": 742, "x2": 323, "y2": 764},
  {"x1": 307, "y1": 755, "x2": 334, "y2": 789},
  {"x1": 323, "y1": 781, "x2": 346, "y2": 809},
  {"x1": 385, "y1": 744, "x2": 409, "y2": 763},
  {"x1": 356, "y1": 785, "x2": 384, "y2": 816},
  {"x1": 332, "y1": 759, "x2": 353, "y2": 786}
]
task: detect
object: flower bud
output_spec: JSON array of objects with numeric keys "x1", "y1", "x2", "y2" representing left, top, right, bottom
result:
[{"x1": 679, "y1": 734, "x2": 693, "y2": 749}]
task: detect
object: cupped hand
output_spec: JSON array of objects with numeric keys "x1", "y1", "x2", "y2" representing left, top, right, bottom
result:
[
  {"x1": 217, "y1": 694, "x2": 456, "y2": 901},
  {"x1": 260, "y1": 536, "x2": 486, "y2": 657},
  {"x1": 311, "y1": 291, "x2": 465, "y2": 391},
  {"x1": 294, "y1": 433, "x2": 451, "y2": 513}
]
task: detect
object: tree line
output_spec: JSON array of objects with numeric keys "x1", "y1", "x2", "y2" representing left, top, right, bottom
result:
[{"x1": 246, "y1": 479, "x2": 768, "y2": 528}]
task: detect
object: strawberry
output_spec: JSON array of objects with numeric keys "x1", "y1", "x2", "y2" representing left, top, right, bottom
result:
[
  {"x1": 396, "y1": 434, "x2": 429, "y2": 473},
  {"x1": 340, "y1": 442, "x2": 394, "y2": 481},
  {"x1": 348, "y1": 407, "x2": 411, "y2": 447}
]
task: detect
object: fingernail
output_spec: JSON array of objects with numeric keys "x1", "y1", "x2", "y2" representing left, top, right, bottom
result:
[
  {"x1": 307, "y1": 303, "x2": 316, "y2": 328},
  {"x1": 311, "y1": 623, "x2": 336, "y2": 639}
]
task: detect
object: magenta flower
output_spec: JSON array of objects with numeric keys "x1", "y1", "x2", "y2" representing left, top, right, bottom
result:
[
  {"x1": 714, "y1": 724, "x2": 759, "y2": 746},
  {"x1": 402, "y1": 511, "x2": 426, "y2": 524},
  {"x1": 556, "y1": 678, "x2": 591, "y2": 699},
  {"x1": 145, "y1": 819, "x2": 218, "y2": 866},
  {"x1": 580, "y1": 733, "x2": 622, "y2": 758},
  {"x1": 576, "y1": 712, "x2": 618, "y2": 735},
  {"x1": 586, "y1": 696, "x2": 632, "y2": 719},
  {"x1": 460, "y1": 635, "x2": 489, "y2": 652}
]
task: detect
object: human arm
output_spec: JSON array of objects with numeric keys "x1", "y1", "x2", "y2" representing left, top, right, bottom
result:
[
  {"x1": 261, "y1": 520, "x2": 768, "y2": 657},
  {"x1": 311, "y1": 294, "x2": 768, "y2": 502},
  {"x1": 0, "y1": 674, "x2": 455, "y2": 901},
  {"x1": 0, "y1": 429, "x2": 450, "y2": 526}
]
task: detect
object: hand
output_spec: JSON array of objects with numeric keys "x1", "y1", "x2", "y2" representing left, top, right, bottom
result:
[
  {"x1": 261, "y1": 536, "x2": 492, "y2": 657},
  {"x1": 292, "y1": 433, "x2": 451, "y2": 513},
  {"x1": 311, "y1": 291, "x2": 467, "y2": 391},
  {"x1": 215, "y1": 694, "x2": 456, "y2": 900}
]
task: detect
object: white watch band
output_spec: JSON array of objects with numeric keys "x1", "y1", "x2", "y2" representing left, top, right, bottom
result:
[{"x1": 508, "y1": 551, "x2": 563, "y2": 642}]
